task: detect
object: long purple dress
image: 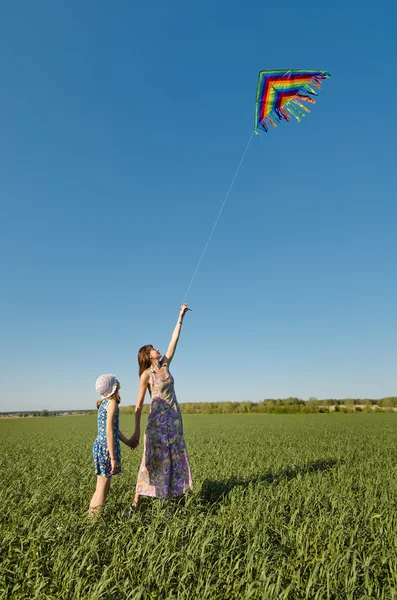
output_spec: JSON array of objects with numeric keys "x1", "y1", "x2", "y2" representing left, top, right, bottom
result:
[{"x1": 135, "y1": 365, "x2": 193, "y2": 498}]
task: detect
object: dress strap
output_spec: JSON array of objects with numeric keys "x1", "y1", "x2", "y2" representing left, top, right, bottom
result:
[{"x1": 149, "y1": 368, "x2": 157, "y2": 388}]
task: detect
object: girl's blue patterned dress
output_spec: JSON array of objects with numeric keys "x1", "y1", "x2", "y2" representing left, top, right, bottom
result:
[{"x1": 93, "y1": 399, "x2": 121, "y2": 477}]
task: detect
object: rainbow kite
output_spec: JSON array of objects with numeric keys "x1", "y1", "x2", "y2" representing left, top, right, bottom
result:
[{"x1": 255, "y1": 69, "x2": 330, "y2": 134}]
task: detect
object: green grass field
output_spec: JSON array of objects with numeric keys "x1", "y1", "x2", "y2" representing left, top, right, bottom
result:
[{"x1": 1, "y1": 413, "x2": 397, "y2": 599}]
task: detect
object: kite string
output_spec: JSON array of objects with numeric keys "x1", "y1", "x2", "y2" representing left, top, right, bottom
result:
[{"x1": 182, "y1": 130, "x2": 255, "y2": 303}]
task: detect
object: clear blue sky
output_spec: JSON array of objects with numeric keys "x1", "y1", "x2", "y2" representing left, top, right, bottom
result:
[{"x1": 1, "y1": 0, "x2": 396, "y2": 411}]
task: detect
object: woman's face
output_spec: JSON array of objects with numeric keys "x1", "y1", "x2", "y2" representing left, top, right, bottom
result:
[{"x1": 149, "y1": 346, "x2": 161, "y2": 361}]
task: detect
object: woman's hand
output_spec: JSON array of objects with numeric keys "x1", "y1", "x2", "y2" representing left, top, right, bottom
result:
[
  {"x1": 110, "y1": 458, "x2": 120, "y2": 475},
  {"x1": 130, "y1": 431, "x2": 140, "y2": 449},
  {"x1": 179, "y1": 303, "x2": 189, "y2": 319}
]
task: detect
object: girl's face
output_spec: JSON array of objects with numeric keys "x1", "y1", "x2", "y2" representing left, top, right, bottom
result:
[{"x1": 149, "y1": 346, "x2": 161, "y2": 361}]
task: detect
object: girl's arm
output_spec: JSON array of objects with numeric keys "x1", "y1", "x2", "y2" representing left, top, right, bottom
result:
[
  {"x1": 161, "y1": 304, "x2": 189, "y2": 366},
  {"x1": 106, "y1": 400, "x2": 119, "y2": 474},
  {"x1": 130, "y1": 371, "x2": 150, "y2": 448},
  {"x1": 118, "y1": 431, "x2": 130, "y2": 445}
]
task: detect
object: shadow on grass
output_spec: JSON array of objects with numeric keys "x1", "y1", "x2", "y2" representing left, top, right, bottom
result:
[{"x1": 200, "y1": 458, "x2": 339, "y2": 504}]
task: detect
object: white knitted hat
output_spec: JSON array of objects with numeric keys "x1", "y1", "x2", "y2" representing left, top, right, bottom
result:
[{"x1": 95, "y1": 374, "x2": 119, "y2": 399}]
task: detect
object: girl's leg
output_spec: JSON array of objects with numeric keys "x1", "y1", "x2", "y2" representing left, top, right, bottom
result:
[{"x1": 88, "y1": 476, "x2": 111, "y2": 517}]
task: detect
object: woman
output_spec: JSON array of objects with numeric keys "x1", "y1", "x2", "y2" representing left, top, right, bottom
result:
[{"x1": 129, "y1": 303, "x2": 193, "y2": 509}]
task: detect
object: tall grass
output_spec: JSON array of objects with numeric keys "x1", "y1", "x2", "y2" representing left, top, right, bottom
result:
[{"x1": 1, "y1": 414, "x2": 397, "y2": 599}]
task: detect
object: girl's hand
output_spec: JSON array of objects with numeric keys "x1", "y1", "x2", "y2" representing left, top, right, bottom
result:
[
  {"x1": 130, "y1": 432, "x2": 140, "y2": 449},
  {"x1": 110, "y1": 458, "x2": 120, "y2": 475}
]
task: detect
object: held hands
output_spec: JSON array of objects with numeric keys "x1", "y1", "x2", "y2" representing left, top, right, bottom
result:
[{"x1": 129, "y1": 431, "x2": 140, "y2": 450}]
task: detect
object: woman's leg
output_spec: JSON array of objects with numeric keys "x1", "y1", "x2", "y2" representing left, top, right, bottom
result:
[
  {"x1": 88, "y1": 476, "x2": 111, "y2": 517},
  {"x1": 131, "y1": 492, "x2": 140, "y2": 509}
]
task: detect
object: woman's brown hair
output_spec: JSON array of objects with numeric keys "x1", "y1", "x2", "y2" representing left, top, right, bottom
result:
[
  {"x1": 96, "y1": 384, "x2": 121, "y2": 409},
  {"x1": 138, "y1": 344, "x2": 153, "y2": 376}
]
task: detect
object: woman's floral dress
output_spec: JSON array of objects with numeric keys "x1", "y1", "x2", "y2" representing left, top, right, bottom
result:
[
  {"x1": 135, "y1": 365, "x2": 192, "y2": 498},
  {"x1": 93, "y1": 399, "x2": 121, "y2": 477}
]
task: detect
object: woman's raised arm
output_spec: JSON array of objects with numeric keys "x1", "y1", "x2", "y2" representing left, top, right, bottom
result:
[{"x1": 162, "y1": 304, "x2": 190, "y2": 366}]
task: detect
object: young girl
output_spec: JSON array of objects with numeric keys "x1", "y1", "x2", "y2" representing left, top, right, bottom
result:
[
  {"x1": 89, "y1": 373, "x2": 130, "y2": 517},
  {"x1": 129, "y1": 304, "x2": 193, "y2": 510}
]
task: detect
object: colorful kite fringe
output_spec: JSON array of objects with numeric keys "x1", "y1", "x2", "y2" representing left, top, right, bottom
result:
[{"x1": 255, "y1": 69, "x2": 330, "y2": 134}]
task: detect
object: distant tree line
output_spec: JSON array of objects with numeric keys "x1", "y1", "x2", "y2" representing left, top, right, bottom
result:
[
  {"x1": 0, "y1": 409, "x2": 92, "y2": 417},
  {"x1": 2, "y1": 398, "x2": 396, "y2": 417},
  {"x1": 118, "y1": 397, "x2": 397, "y2": 415}
]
